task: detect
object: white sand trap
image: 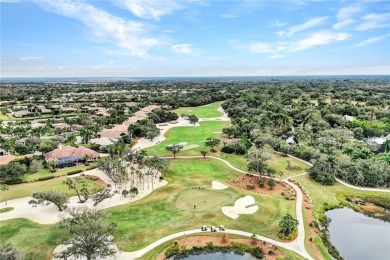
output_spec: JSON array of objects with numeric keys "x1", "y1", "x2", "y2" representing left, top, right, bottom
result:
[
  {"x1": 212, "y1": 181, "x2": 228, "y2": 190},
  {"x1": 222, "y1": 195, "x2": 258, "y2": 219},
  {"x1": 182, "y1": 144, "x2": 199, "y2": 150},
  {"x1": 178, "y1": 142, "x2": 188, "y2": 146}
]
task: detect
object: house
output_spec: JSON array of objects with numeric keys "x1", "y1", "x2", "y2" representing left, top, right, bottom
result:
[
  {"x1": 44, "y1": 144, "x2": 98, "y2": 167},
  {"x1": 12, "y1": 110, "x2": 32, "y2": 118},
  {"x1": 286, "y1": 136, "x2": 297, "y2": 145},
  {"x1": 31, "y1": 121, "x2": 46, "y2": 129},
  {"x1": 40, "y1": 108, "x2": 53, "y2": 114},
  {"x1": 61, "y1": 107, "x2": 77, "y2": 113},
  {"x1": 52, "y1": 123, "x2": 72, "y2": 130},
  {"x1": 0, "y1": 148, "x2": 9, "y2": 156},
  {"x1": 365, "y1": 134, "x2": 390, "y2": 151}
]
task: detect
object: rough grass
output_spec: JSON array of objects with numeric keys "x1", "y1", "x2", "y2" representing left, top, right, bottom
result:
[
  {"x1": 0, "y1": 207, "x2": 14, "y2": 213},
  {"x1": 0, "y1": 177, "x2": 103, "y2": 202},
  {"x1": 175, "y1": 188, "x2": 231, "y2": 211},
  {"x1": 22, "y1": 163, "x2": 97, "y2": 182},
  {"x1": 172, "y1": 101, "x2": 224, "y2": 118},
  {"x1": 314, "y1": 237, "x2": 332, "y2": 260}
]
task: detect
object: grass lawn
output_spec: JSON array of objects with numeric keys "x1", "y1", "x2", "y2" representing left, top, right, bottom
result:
[
  {"x1": 0, "y1": 207, "x2": 13, "y2": 213},
  {"x1": 0, "y1": 177, "x2": 103, "y2": 202},
  {"x1": 172, "y1": 101, "x2": 224, "y2": 118},
  {"x1": 175, "y1": 188, "x2": 231, "y2": 211},
  {"x1": 22, "y1": 163, "x2": 97, "y2": 182},
  {"x1": 0, "y1": 219, "x2": 61, "y2": 260},
  {"x1": 0, "y1": 158, "x2": 296, "y2": 258},
  {"x1": 107, "y1": 158, "x2": 296, "y2": 251},
  {"x1": 145, "y1": 120, "x2": 231, "y2": 156}
]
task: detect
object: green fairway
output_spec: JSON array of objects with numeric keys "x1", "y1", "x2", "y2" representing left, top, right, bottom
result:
[
  {"x1": 145, "y1": 120, "x2": 231, "y2": 155},
  {"x1": 107, "y1": 158, "x2": 296, "y2": 251},
  {"x1": 0, "y1": 219, "x2": 61, "y2": 260},
  {"x1": 0, "y1": 158, "x2": 295, "y2": 257},
  {"x1": 0, "y1": 177, "x2": 103, "y2": 202},
  {"x1": 173, "y1": 101, "x2": 224, "y2": 118},
  {"x1": 175, "y1": 188, "x2": 231, "y2": 211}
]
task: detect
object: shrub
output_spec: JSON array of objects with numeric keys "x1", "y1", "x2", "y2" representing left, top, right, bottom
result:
[
  {"x1": 268, "y1": 249, "x2": 275, "y2": 255},
  {"x1": 86, "y1": 165, "x2": 97, "y2": 170},
  {"x1": 67, "y1": 169, "x2": 83, "y2": 176},
  {"x1": 4, "y1": 179, "x2": 24, "y2": 185},
  {"x1": 84, "y1": 175, "x2": 99, "y2": 181},
  {"x1": 251, "y1": 246, "x2": 264, "y2": 258},
  {"x1": 257, "y1": 179, "x2": 264, "y2": 188},
  {"x1": 38, "y1": 176, "x2": 54, "y2": 181},
  {"x1": 221, "y1": 145, "x2": 235, "y2": 154},
  {"x1": 246, "y1": 184, "x2": 255, "y2": 190}
]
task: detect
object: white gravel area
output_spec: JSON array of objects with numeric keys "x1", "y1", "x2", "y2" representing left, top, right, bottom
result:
[
  {"x1": 0, "y1": 168, "x2": 167, "y2": 224},
  {"x1": 211, "y1": 181, "x2": 228, "y2": 190},
  {"x1": 222, "y1": 195, "x2": 258, "y2": 219}
]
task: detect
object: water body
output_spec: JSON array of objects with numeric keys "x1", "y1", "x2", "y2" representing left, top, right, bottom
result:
[
  {"x1": 326, "y1": 207, "x2": 390, "y2": 260},
  {"x1": 174, "y1": 252, "x2": 256, "y2": 260}
]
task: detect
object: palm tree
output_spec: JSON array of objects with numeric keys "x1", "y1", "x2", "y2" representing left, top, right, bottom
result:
[{"x1": 80, "y1": 127, "x2": 93, "y2": 144}]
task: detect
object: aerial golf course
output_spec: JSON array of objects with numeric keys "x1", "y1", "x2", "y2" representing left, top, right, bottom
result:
[{"x1": 1, "y1": 101, "x2": 388, "y2": 260}]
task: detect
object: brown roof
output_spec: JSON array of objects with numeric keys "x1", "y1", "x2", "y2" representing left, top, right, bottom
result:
[{"x1": 44, "y1": 145, "x2": 98, "y2": 160}]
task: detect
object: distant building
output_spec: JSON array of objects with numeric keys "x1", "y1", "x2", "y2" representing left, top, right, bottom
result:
[
  {"x1": 90, "y1": 137, "x2": 118, "y2": 147},
  {"x1": 12, "y1": 110, "x2": 33, "y2": 118}
]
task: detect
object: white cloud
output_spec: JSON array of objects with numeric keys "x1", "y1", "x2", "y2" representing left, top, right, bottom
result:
[
  {"x1": 0, "y1": 0, "x2": 20, "y2": 3},
  {"x1": 249, "y1": 43, "x2": 272, "y2": 53},
  {"x1": 20, "y1": 56, "x2": 44, "y2": 60},
  {"x1": 356, "y1": 13, "x2": 390, "y2": 31},
  {"x1": 36, "y1": 0, "x2": 159, "y2": 57},
  {"x1": 108, "y1": 60, "x2": 115, "y2": 64},
  {"x1": 354, "y1": 33, "x2": 390, "y2": 47},
  {"x1": 293, "y1": 31, "x2": 350, "y2": 51},
  {"x1": 120, "y1": 0, "x2": 184, "y2": 21},
  {"x1": 333, "y1": 5, "x2": 362, "y2": 30},
  {"x1": 269, "y1": 54, "x2": 285, "y2": 59},
  {"x1": 277, "y1": 16, "x2": 328, "y2": 37},
  {"x1": 171, "y1": 44, "x2": 200, "y2": 56}
]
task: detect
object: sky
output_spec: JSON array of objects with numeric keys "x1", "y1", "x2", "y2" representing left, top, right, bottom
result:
[{"x1": 1, "y1": 0, "x2": 390, "y2": 77}]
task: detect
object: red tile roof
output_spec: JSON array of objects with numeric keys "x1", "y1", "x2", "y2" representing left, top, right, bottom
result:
[{"x1": 44, "y1": 145, "x2": 98, "y2": 160}]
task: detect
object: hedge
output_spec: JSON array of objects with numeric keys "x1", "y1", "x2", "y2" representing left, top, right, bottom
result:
[
  {"x1": 4, "y1": 179, "x2": 25, "y2": 185},
  {"x1": 86, "y1": 165, "x2": 98, "y2": 170},
  {"x1": 67, "y1": 169, "x2": 83, "y2": 176},
  {"x1": 38, "y1": 176, "x2": 55, "y2": 181}
]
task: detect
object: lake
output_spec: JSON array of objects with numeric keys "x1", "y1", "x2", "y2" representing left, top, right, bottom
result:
[
  {"x1": 173, "y1": 252, "x2": 256, "y2": 259},
  {"x1": 326, "y1": 207, "x2": 390, "y2": 260}
]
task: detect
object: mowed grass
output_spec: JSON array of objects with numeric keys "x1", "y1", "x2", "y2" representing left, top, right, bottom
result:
[
  {"x1": 22, "y1": 163, "x2": 97, "y2": 182},
  {"x1": 0, "y1": 177, "x2": 103, "y2": 202},
  {"x1": 0, "y1": 158, "x2": 295, "y2": 258},
  {"x1": 172, "y1": 101, "x2": 224, "y2": 118},
  {"x1": 107, "y1": 158, "x2": 296, "y2": 251},
  {"x1": 145, "y1": 120, "x2": 231, "y2": 156},
  {"x1": 175, "y1": 188, "x2": 231, "y2": 211},
  {"x1": 0, "y1": 219, "x2": 61, "y2": 260}
]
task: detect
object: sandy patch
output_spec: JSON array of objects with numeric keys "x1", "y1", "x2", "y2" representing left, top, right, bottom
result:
[
  {"x1": 222, "y1": 195, "x2": 258, "y2": 220},
  {"x1": 212, "y1": 181, "x2": 228, "y2": 190},
  {"x1": 182, "y1": 144, "x2": 199, "y2": 150}
]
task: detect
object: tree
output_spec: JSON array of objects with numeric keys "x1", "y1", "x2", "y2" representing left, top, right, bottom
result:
[
  {"x1": 187, "y1": 114, "x2": 199, "y2": 125},
  {"x1": 222, "y1": 127, "x2": 237, "y2": 138},
  {"x1": 28, "y1": 191, "x2": 69, "y2": 211},
  {"x1": 382, "y1": 139, "x2": 390, "y2": 153},
  {"x1": 0, "y1": 243, "x2": 21, "y2": 260},
  {"x1": 55, "y1": 207, "x2": 117, "y2": 260},
  {"x1": 165, "y1": 144, "x2": 183, "y2": 159},
  {"x1": 47, "y1": 159, "x2": 56, "y2": 171},
  {"x1": 64, "y1": 177, "x2": 90, "y2": 203},
  {"x1": 308, "y1": 154, "x2": 340, "y2": 185},
  {"x1": 200, "y1": 150, "x2": 208, "y2": 159},
  {"x1": 267, "y1": 178, "x2": 276, "y2": 190},
  {"x1": 245, "y1": 148, "x2": 273, "y2": 178},
  {"x1": 130, "y1": 186, "x2": 139, "y2": 197},
  {"x1": 1, "y1": 184, "x2": 9, "y2": 205},
  {"x1": 91, "y1": 188, "x2": 114, "y2": 207},
  {"x1": 0, "y1": 162, "x2": 27, "y2": 181},
  {"x1": 29, "y1": 159, "x2": 42, "y2": 173},
  {"x1": 279, "y1": 213, "x2": 298, "y2": 236},
  {"x1": 205, "y1": 137, "x2": 221, "y2": 152}
]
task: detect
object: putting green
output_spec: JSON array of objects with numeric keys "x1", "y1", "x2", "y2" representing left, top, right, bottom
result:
[{"x1": 175, "y1": 188, "x2": 231, "y2": 211}]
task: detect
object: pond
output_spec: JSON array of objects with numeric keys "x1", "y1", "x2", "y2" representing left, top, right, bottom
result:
[
  {"x1": 326, "y1": 207, "x2": 390, "y2": 260},
  {"x1": 172, "y1": 252, "x2": 257, "y2": 259}
]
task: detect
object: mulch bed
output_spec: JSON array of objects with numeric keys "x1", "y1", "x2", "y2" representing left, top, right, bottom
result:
[{"x1": 227, "y1": 174, "x2": 284, "y2": 195}]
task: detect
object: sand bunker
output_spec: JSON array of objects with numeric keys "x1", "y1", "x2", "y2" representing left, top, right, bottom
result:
[
  {"x1": 182, "y1": 144, "x2": 199, "y2": 150},
  {"x1": 212, "y1": 181, "x2": 228, "y2": 190},
  {"x1": 222, "y1": 195, "x2": 258, "y2": 219}
]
